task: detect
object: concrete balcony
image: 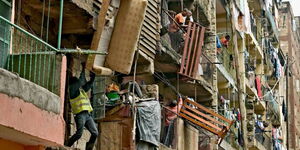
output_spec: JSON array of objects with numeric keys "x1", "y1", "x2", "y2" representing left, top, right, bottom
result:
[
  {"x1": 0, "y1": 68, "x2": 66, "y2": 148},
  {"x1": 245, "y1": 78, "x2": 266, "y2": 114},
  {"x1": 0, "y1": 16, "x2": 66, "y2": 149},
  {"x1": 245, "y1": 33, "x2": 264, "y2": 60},
  {"x1": 250, "y1": 133, "x2": 272, "y2": 150}
]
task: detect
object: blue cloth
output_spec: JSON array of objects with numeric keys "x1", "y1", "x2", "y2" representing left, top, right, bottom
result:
[
  {"x1": 275, "y1": 58, "x2": 281, "y2": 79},
  {"x1": 216, "y1": 36, "x2": 222, "y2": 48}
]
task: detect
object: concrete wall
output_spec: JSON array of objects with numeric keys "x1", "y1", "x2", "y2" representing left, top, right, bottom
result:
[
  {"x1": 0, "y1": 55, "x2": 67, "y2": 148},
  {"x1": 1, "y1": 54, "x2": 67, "y2": 114},
  {"x1": 0, "y1": 68, "x2": 60, "y2": 114},
  {"x1": 0, "y1": 93, "x2": 65, "y2": 147},
  {"x1": 176, "y1": 118, "x2": 199, "y2": 150}
]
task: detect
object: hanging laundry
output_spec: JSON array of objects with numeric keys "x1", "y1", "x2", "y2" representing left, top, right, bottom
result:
[
  {"x1": 216, "y1": 35, "x2": 222, "y2": 49},
  {"x1": 282, "y1": 101, "x2": 287, "y2": 121},
  {"x1": 255, "y1": 76, "x2": 263, "y2": 99},
  {"x1": 237, "y1": 108, "x2": 241, "y2": 121},
  {"x1": 238, "y1": 128, "x2": 244, "y2": 146},
  {"x1": 274, "y1": 58, "x2": 281, "y2": 79}
]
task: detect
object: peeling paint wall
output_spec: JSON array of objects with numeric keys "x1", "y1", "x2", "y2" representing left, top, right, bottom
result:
[{"x1": 0, "y1": 68, "x2": 61, "y2": 114}]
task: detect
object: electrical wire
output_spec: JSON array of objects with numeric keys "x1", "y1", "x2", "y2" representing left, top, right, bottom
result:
[{"x1": 40, "y1": 0, "x2": 46, "y2": 38}]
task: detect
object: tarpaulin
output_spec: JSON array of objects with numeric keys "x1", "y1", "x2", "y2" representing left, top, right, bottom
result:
[{"x1": 136, "y1": 100, "x2": 161, "y2": 147}]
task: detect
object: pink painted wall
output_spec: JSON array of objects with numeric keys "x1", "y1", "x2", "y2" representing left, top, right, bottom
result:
[{"x1": 0, "y1": 93, "x2": 65, "y2": 146}]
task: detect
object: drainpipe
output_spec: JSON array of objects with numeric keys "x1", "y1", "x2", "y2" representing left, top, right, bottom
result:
[{"x1": 57, "y1": 0, "x2": 64, "y2": 49}]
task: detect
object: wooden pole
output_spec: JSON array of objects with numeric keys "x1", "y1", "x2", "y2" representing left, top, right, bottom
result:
[
  {"x1": 86, "y1": 0, "x2": 111, "y2": 70},
  {"x1": 230, "y1": 2, "x2": 248, "y2": 149}
]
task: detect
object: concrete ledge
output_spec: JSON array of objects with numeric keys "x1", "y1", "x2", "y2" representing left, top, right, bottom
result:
[
  {"x1": 0, "y1": 68, "x2": 60, "y2": 114},
  {"x1": 0, "y1": 93, "x2": 65, "y2": 146}
]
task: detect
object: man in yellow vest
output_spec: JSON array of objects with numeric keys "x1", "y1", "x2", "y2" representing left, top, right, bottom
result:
[{"x1": 66, "y1": 63, "x2": 98, "y2": 150}]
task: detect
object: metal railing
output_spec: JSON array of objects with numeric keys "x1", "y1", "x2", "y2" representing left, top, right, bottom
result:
[{"x1": 0, "y1": 15, "x2": 59, "y2": 94}]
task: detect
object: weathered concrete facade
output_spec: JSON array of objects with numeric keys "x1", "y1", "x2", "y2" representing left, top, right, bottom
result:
[
  {"x1": 1, "y1": 0, "x2": 300, "y2": 150},
  {"x1": 279, "y1": 2, "x2": 300, "y2": 149}
]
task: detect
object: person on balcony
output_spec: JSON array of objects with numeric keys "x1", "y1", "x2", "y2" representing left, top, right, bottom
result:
[
  {"x1": 184, "y1": 10, "x2": 194, "y2": 26},
  {"x1": 66, "y1": 62, "x2": 99, "y2": 150},
  {"x1": 169, "y1": 9, "x2": 189, "y2": 33},
  {"x1": 162, "y1": 96, "x2": 183, "y2": 147},
  {"x1": 220, "y1": 35, "x2": 231, "y2": 48}
]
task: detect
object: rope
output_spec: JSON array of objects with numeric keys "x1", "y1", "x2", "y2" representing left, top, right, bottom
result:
[
  {"x1": 46, "y1": 0, "x2": 51, "y2": 42},
  {"x1": 131, "y1": 32, "x2": 144, "y2": 142}
]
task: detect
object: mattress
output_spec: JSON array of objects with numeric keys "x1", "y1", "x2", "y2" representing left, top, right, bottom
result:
[{"x1": 105, "y1": 0, "x2": 148, "y2": 74}]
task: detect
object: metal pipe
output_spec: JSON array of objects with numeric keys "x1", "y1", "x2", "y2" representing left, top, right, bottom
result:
[
  {"x1": 57, "y1": 0, "x2": 64, "y2": 49},
  {"x1": 57, "y1": 49, "x2": 107, "y2": 55},
  {"x1": 0, "y1": 16, "x2": 58, "y2": 51}
]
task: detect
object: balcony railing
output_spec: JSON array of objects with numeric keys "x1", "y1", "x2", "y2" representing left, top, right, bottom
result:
[{"x1": 0, "y1": 15, "x2": 59, "y2": 94}]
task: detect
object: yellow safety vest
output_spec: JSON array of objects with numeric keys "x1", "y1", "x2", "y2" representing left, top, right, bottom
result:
[{"x1": 70, "y1": 89, "x2": 93, "y2": 114}]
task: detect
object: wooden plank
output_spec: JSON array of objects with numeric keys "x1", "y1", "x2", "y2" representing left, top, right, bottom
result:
[
  {"x1": 184, "y1": 23, "x2": 197, "y2": 75},
  {"x1": 192, "y1": 26, "x2": 206, "y2": 78},
  {"x1": 183, "y1": 103, "x2": 226, "y2": 127},
  {"x1": 180, "y1": 22, "x2": 192, "y2": 74},
  {"x1": 100, "y1": 122, "x2": 122, "y2": 150},
  {"x1": 185, "y1": 99, "x2": 232, "y2": 124},
  {"x1": 180, "y1": 109, "x2": 222, "y2": 131},
  {"x1": 179, "y1": 112, "x2": 219, "y2": 135},
  {"x1": 188, "y1": 25, "x2": 200, "y2": 76},
  {"x1": 86, "y1": 0, "x2": 111, "y2": 70}
]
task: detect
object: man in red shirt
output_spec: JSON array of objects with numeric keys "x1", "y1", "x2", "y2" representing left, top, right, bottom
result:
[
  {"x1": 162, "y1": 97, "x2": 183, "y2": 147},
  {"x1": 169, "y1": 9, "x2": 188, "y2": 33}
]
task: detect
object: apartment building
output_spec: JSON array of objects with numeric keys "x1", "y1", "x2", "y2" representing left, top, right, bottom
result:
[{"x1": 0, "y1": 0, "x2": 298, "y2": 150}]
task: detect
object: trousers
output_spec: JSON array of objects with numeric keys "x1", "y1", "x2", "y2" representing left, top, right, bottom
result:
[{"x1": 66, "y1": 111, "x2": 99, "y2": 150}]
